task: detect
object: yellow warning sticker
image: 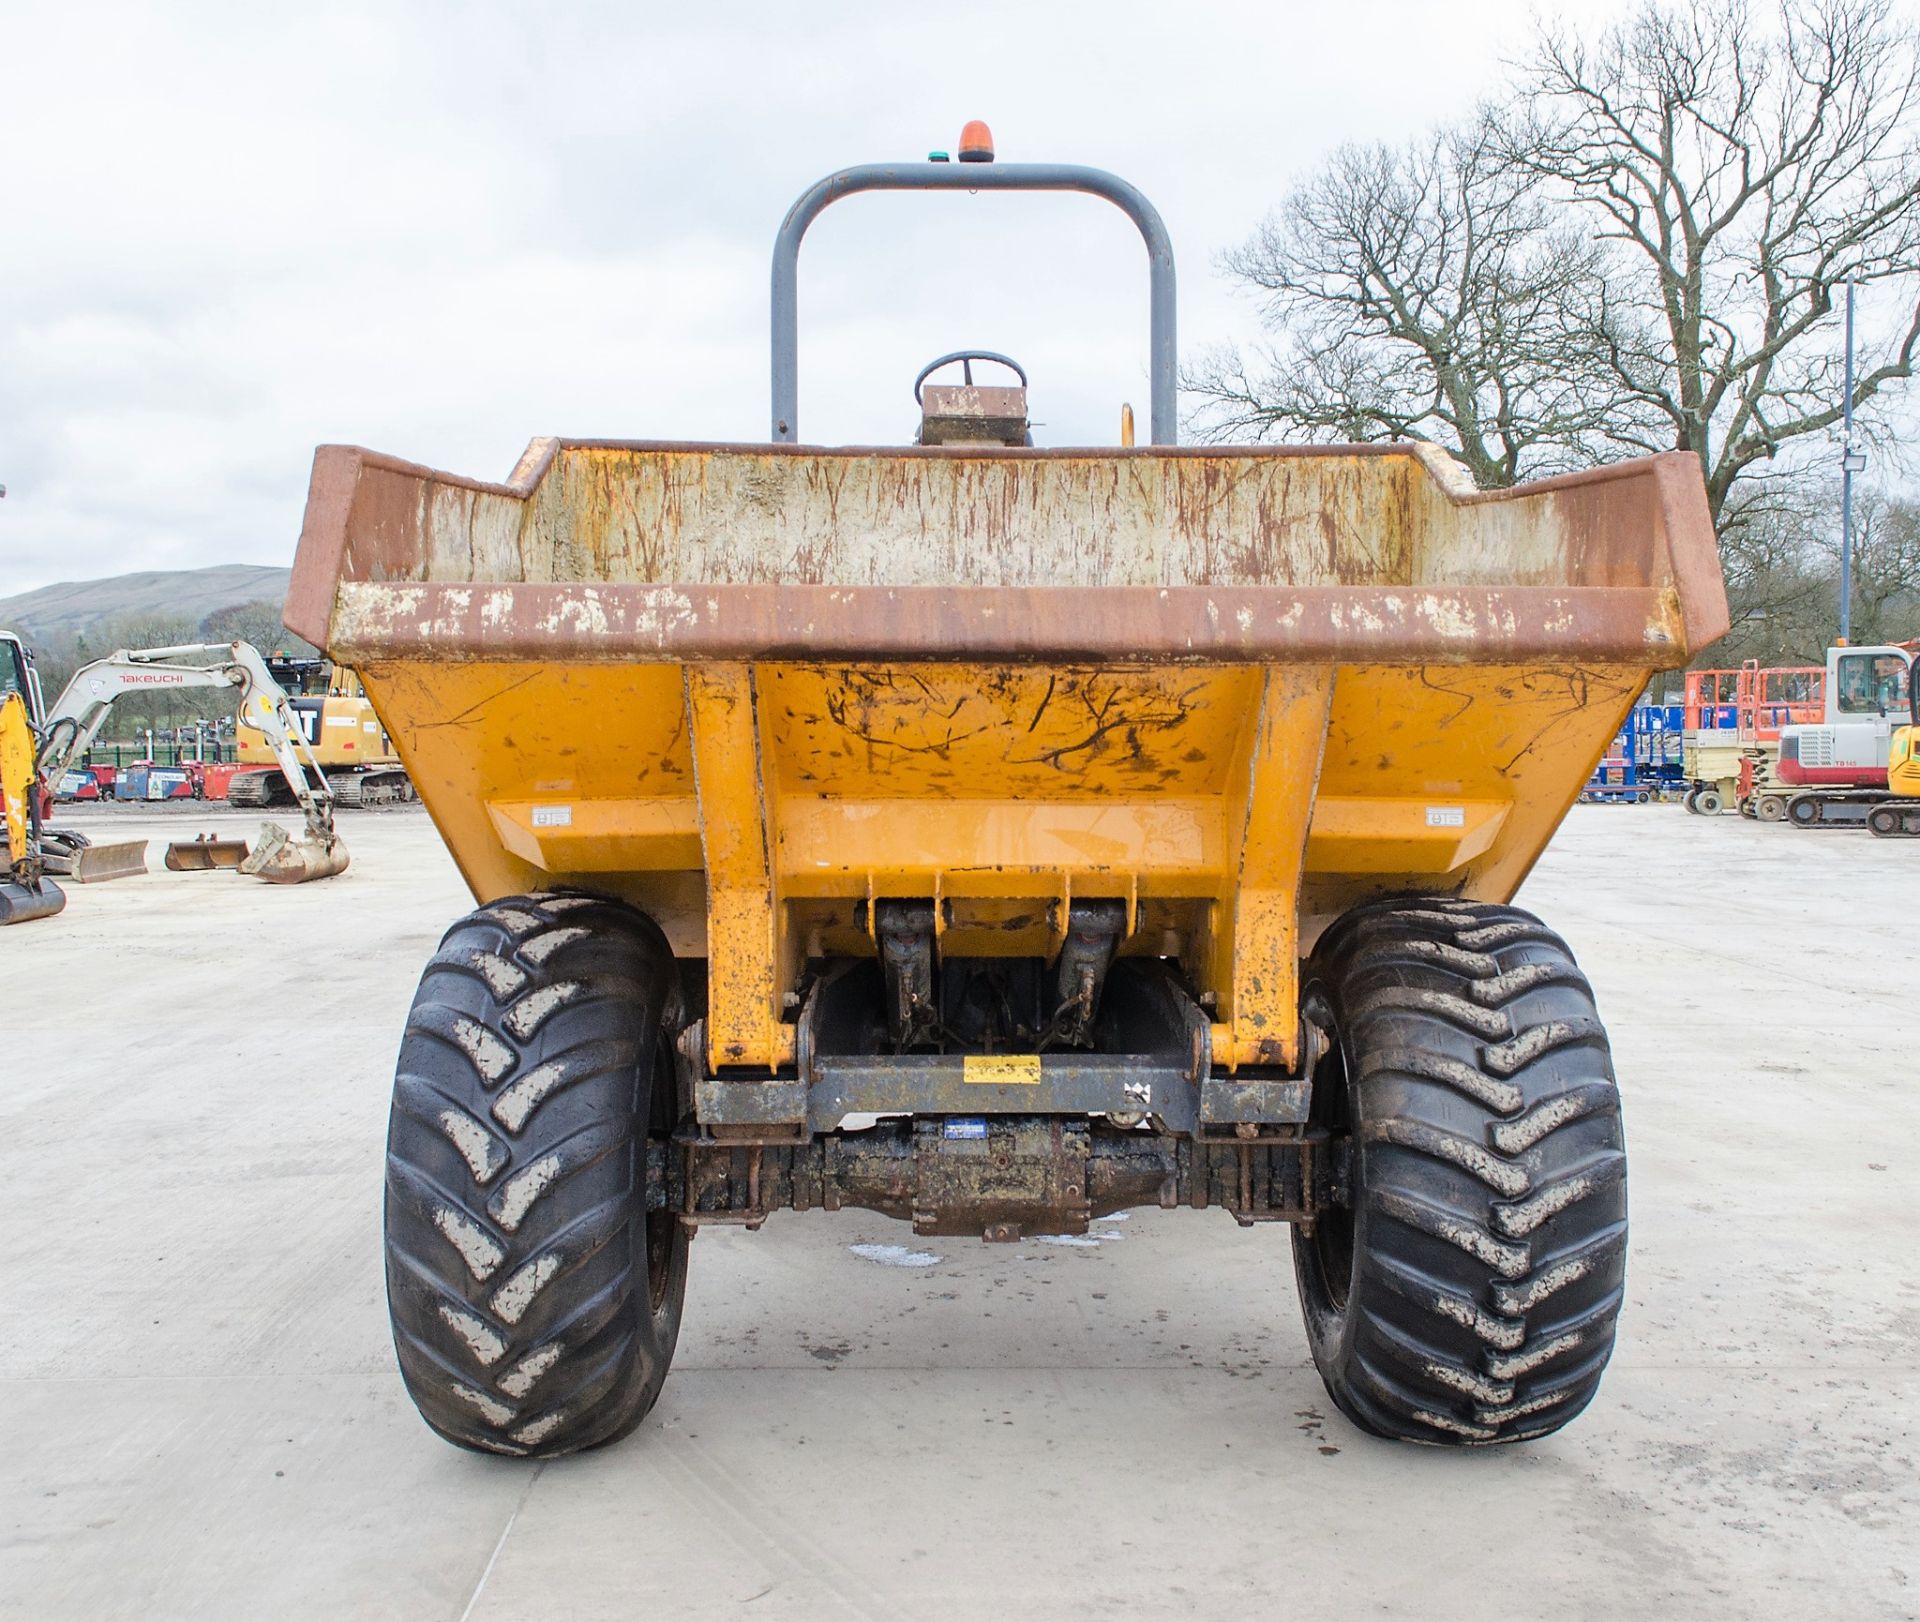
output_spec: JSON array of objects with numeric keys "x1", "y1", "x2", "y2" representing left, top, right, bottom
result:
[{"x1": 963, "y1": 1054, "x2": 1042, "y2": 1086}]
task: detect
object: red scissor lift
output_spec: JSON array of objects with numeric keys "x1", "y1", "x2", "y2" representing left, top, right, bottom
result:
[{"x1": 1682, "y1": 661, "x2": 1824, "y2": 815}]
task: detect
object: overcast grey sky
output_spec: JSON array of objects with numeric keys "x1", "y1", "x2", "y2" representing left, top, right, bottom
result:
[{"x1": 4, "y1": 0, "x2": 1692, "y2": 592}]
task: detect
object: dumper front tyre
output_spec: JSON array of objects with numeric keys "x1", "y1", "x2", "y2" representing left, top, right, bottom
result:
[
  {"x1": 1292, "y1": 899, "x2": 1627, "y2": 1445},
  {"x1": 384, "y1": 892, "x2": 689, "y2": 1456}
]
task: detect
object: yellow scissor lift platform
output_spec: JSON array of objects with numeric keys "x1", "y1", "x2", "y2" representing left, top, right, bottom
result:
[{"x1": 297, "y1": 136, "x2": 1727, "y2": 1458}]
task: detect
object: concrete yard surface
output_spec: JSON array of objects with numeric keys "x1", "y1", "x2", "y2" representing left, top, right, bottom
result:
[{"x1": 2, "y1": 803, "x2": 1916, "y2": 1619}]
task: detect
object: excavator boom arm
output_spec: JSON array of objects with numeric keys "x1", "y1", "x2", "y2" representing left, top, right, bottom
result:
[{"x1": 36, "y1": 642, "x2": 338, "y2": 844}]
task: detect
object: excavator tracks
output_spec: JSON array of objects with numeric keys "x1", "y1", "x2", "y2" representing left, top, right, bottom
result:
[{"x1": 228, "y1": 766, "x2": 413, "y2": 809}]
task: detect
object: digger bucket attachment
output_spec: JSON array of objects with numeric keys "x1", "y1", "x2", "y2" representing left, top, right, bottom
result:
[
  {"x1": 238, "y1": 820, "x2": 351, "y2": 884},
  {"x1": 0, "y1": 876, "x2": 65, "y2": 925},
  {"x1": 42, "y1": 832, "x2": 149, "y2": 884},
  {"x1": 164, "y1": 834, "x2": 251, "y2": 871}
]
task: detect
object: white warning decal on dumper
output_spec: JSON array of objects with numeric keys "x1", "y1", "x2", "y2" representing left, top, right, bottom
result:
[{"x1": 1425, "y1": 806, "x2": 1466, "y2": 828}]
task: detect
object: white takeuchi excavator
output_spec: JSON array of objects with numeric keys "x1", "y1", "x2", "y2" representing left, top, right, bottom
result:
[{"x1": 0, "y1": 637, "x2": 350, "y2": 922}]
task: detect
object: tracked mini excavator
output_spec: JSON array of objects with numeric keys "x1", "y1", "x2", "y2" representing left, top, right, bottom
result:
[
  {"x1": 31, "y1": 641, "x2": 351, "y2": 885},
  {"x1": 0, "y1": 640, "x2": 352, "y2": 923},
  {"x1": 1772, "y1": 641, "x2": 1920, "y2": 835}
]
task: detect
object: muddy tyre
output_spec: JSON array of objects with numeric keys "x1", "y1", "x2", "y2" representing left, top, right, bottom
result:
[
  {"x1": 1292, "y1": 898, "x2": 1627, "y2": 1445},
  {"x1": 384, "y1": 892, "x2": 689, "y2": 1456}
]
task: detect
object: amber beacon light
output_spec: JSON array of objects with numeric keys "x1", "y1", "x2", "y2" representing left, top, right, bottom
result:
[{"x1": 956, "y1": 120, "x2": 995, "y2": 162}]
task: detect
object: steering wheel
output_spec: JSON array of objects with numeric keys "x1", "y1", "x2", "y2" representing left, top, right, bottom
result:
[{"x1": 913, "y1": 350, "x2": 1028, "y2": 404}]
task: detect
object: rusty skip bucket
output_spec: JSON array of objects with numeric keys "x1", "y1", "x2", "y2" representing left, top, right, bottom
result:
[
  {"x1": 313, "y1": 140, "x2": 1730, "y2": 1457},
  {"x1": 291, "y1": 436, "x2": 1726, "y2": 1075}
]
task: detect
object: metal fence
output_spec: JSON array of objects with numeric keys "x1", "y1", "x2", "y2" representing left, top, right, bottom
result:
[{"x1": 81, "y1": 736, "x2": 240, "y2": 769}]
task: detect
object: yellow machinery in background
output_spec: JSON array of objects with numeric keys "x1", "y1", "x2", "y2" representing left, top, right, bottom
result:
[
  {"x1": 1, "y1": 627, "x2": 150, "y2": 890},
  {"x1": 232, "y1": 659, "x2": 412, "y2": 807},
  {"x1": 0, "y1": 691, "x2": 65, "y2": 923},
  {"x1": 1870, "y1": 674, "x2": 1920, "y2": 835},
  {"x1": 292, "y1": 130, "x2": 1729, "y2": 1458},
  {"x1": 1888, "y1": 720, "x2": 1920, "y2": 811}
]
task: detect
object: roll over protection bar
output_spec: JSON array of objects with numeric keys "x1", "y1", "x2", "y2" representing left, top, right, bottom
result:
[{"x1": 770, "y1": 159, "x2": 1178, "y2": 446}]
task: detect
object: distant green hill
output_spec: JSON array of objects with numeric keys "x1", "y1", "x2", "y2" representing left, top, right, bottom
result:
[{"x1": 0, "y1": 564, "x2": 293, "y2": 642}]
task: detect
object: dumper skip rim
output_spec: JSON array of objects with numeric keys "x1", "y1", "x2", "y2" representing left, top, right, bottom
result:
[{"x1": 289, "y1": 437, "x2": 1725, "y2": 667}]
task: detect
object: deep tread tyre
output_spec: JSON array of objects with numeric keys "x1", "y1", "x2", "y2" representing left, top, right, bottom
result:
[
  {"x1": 1292, "y1": 898, "x2": 1627, "y2": 1445},
  {"x1": 385, "y1": 891, "x2": 689, "y2": 1457}
]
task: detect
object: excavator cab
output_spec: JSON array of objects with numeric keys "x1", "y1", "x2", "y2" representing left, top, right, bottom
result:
[
  {"x1": 1, "y1": 632, "x2": 42, "y2": 716},
  {"x1": 1835, "y1": 647, "x2": 1911, "y2": 718}
]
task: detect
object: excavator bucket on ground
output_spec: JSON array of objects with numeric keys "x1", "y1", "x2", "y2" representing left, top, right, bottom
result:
[
  {"x1": 238, "y1": 819, "x2": 351, "y2": 884},
  {"x1": 0, "y1": 874, "x2": 64, "y2": 924},
  {"x1": 163, "y1": 833, "x2": 251, "y2": 871},
  {"x1": 300, "y1": 138, "x2": 1730, "y2": 1456},
  {"x1": 39, "y1": 829, "x2": 149, "y2": 883}
]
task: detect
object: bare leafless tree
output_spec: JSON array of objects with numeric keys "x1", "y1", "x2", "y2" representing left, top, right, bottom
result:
[
  {"x1": 1185, "y1": 122, "x2": 1655, "y2": 486},
  {"x1": 1711, "y1": 484, "x2": 1920, "y2": 661},
  {"x1": 1197, "y1": 0, "x2": 1920, "y2": 560},
  {"x1": 199, "y1": 600, "x2": 317, "y2": 662},
  {"x1": 1712, "y1": 484, "x2": 1838, "y2": 659},
  {"x1": 1500, "y1": 0, "x2": 1920, "y2": 524},
  {"x1": 1820, "y1": 489, "x2": 1920, "y2": 643}
]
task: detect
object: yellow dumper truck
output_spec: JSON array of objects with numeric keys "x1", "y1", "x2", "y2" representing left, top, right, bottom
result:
[{"x1": 290, "y1": 137, "x2": 1728, "y2": 1456}]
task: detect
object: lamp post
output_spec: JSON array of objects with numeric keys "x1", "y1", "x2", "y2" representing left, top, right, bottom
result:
[{"x1": 1839, "y1": 278, "x2": 1865, "y2": 645}]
